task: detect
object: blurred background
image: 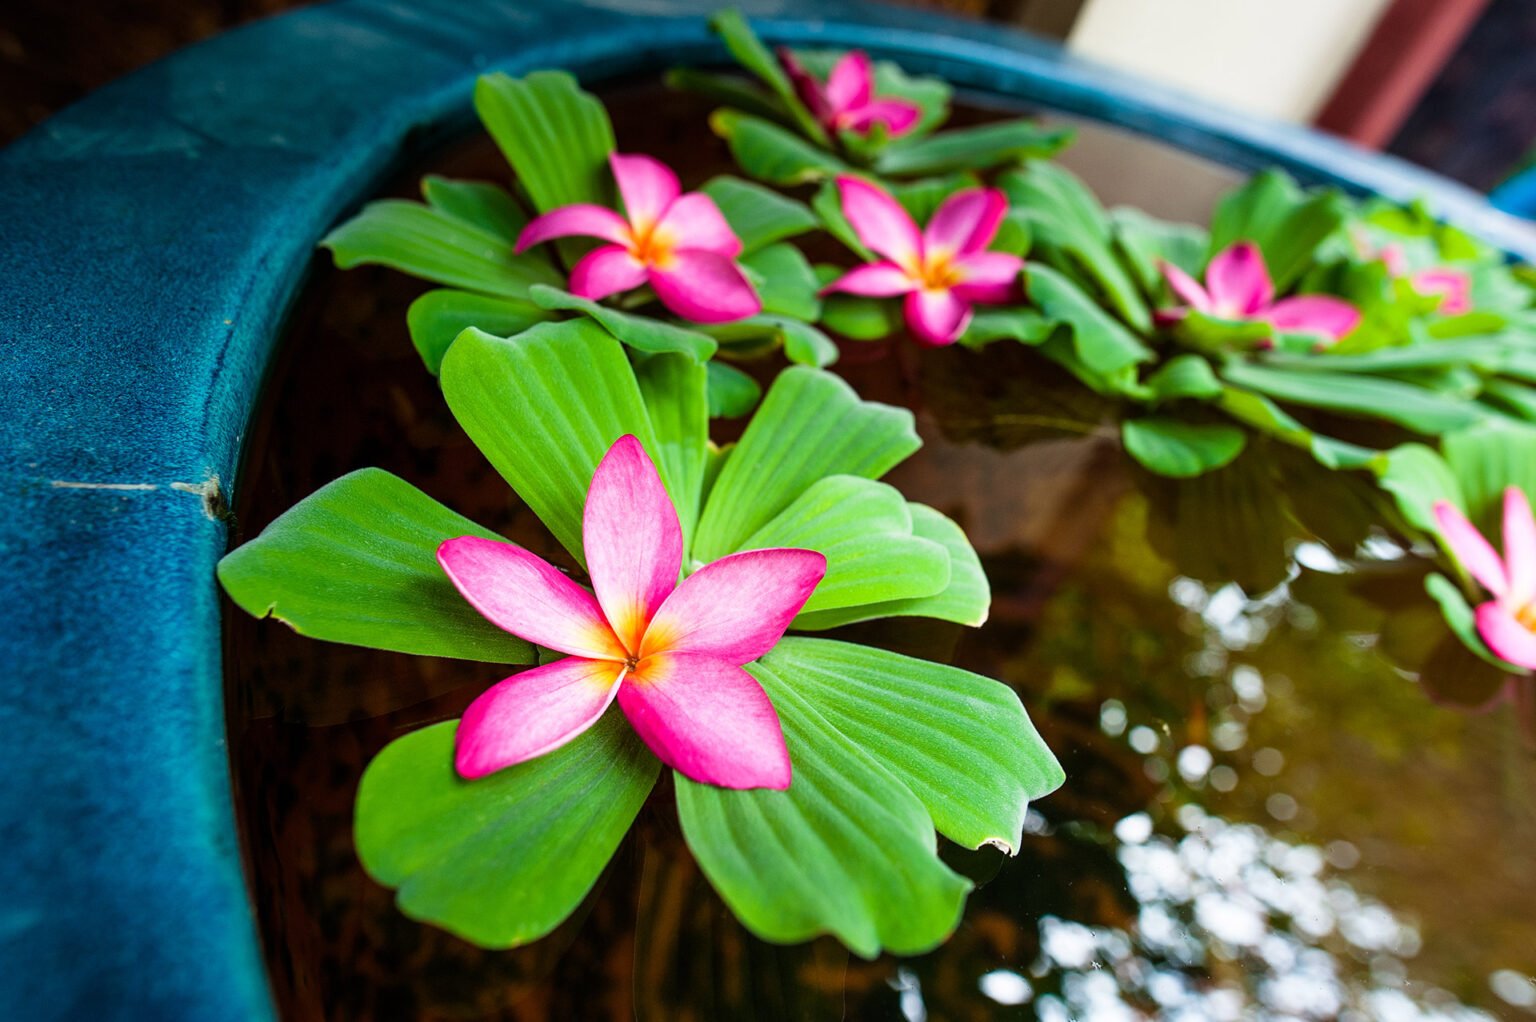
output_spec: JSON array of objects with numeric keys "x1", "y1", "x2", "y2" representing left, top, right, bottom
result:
[{"x1": 2, "y1": 0, "x2": 1534, "y2": 203}]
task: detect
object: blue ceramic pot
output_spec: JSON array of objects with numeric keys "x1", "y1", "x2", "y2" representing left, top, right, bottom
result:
[{"x1": 1, "y1": 2, "x2": 1531, "y2": 1018}]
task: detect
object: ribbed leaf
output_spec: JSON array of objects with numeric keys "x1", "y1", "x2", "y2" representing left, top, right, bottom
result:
[
  {"x1": 475, "y1": 71, "x2": 615, "y2": 215},
  {"x1": 1026, "y1": 262, "x2": 1153, "y2": 380},
  {"x1": 701, "y1": 175, "x2": 819, "y2": 252},
  {"x1": 743, "y1": 476, "x2": 950, "y2": 613},
  {"x1": 1112, "y1": 206, "x2": 1207, "y2": 296},
  {"x1": 791, "y1": 504, "x2": 990, "y2": 629},
  {"x1": 529, "y1": 285, "x2": 717, "y2": 361},
  {"x1": 321, "y1": 199, "x2": 561, "y2": 297},
  {"x1": 1003, "y1": 163, "x2": 1151, "y2": 332},
  {"x1": 355, "y1": 713, "x2": 659, "y2": 948},
  {"x1": 1220, "y1": 361, "x2": 1487, "y2": 434},
  {"x1": 1215, "y1": 387, "x2": 1380, "y2": 470},
  {"x1": 711, "y1": 109, "x2": 847, "y2": 187},
  {"x1": 1425, "y1": 573, "x2": 1524, "y2": 672},
  {"x1": 742, "y1": 243, "x2": 821, "y2": 321},
  {"x1": 217, "y1": 469, "x2": 533, "y2": 663},
  {"x1": 676, "y1": 676, "x2": 970, "y2": 958},
  {"x1": 1142, "y1": 354, "x2": 1222, "y2": 402},
  {"x1": 439, "y1": 323, "x2": 663, "y2": 563},
  {"x1": 1208, "y1": 170, "x2": 1350, "y2": 291},
  {"x1": 762, "y1": 637, "x2": 1064, "y2": 851},
  {"x1": 1122, "y1": 417, "x2": 1247, "y2": 478},
  {"x1": 709, "y1": 10, "x2": 829, "y2": 145},
  {"x1": 819, "y1": 293, "x2": 902, "y2": 340},
  {"x1": 875, "y1": 119, "x2": 1072, "y2": 177},
  {"x1": 406, "y1": 289, "x2": 550, "y2": 374},
  {"x1": 1441, "y1": 422, "x2": 1536, "y2": 525},
  {"x1": 1377, "y1": 442, "x2": 1461, "y2": 532},
  {"x1": 634, "y1": 353, "x2": 709, "y2": 550},
  {"x1": 692, "y1": 367, "x2": 920, "y2": 561},
  {"x1": 664, "y1": 67, "x2": 791, "y2": 125},
  {"x1": 420, "y1": 175, "x2": 530, "y2": 239}
]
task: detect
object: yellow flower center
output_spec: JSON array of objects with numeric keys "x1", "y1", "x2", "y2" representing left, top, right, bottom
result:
[
  {"x1": 626, "y1": 219, "x2": 676, "y2": 269},
  {"x1": 917, "y1": 251, "x2": 964, "y2": 291},
  {"x1": 1517, "y1": 603, "x2": 1536, "y2": 632}
]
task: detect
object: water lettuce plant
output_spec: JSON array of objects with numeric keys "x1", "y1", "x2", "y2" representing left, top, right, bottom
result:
[{"x1": 234, "y1": 5, "x2": 1536, "y2": 958}]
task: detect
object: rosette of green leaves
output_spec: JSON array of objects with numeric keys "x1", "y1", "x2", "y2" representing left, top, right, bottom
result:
[
  {"x1": 321, "y1": 71, "x2": 827, "y2": 386},
  {"x1": 681, "y1": 10, "x2": 1070, "y2": 187},
  {"x1": 219, "y1": 317, "x2": 1062, "y2": 957}
]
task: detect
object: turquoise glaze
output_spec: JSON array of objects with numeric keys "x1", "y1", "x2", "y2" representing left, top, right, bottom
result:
[{"x1": 2, "y1": 1, "x2": 1532, "y2": 1018}]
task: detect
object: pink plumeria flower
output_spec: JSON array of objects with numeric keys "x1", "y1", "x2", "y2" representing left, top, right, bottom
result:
[
  {"x1": 515, "y1": 153, "x2": 760, "y2": 323},
  {"x1": 1157, "y1": 241, "x2": 1361, "y2": 346},
  {"x1": 1379, "y1": 243, "x2": 1473, "y2": 315},
  {"x1": 778, "y1": 49, "x2": 922, "y2": 138},
  {"x1": 1434, "y1": 487, "x2": 1536, "y2": 670},
  {"x1": 821, "y1": 177, "x2": 1024, "y2": 346},
  {"x1": 438, "y1": 435, "x2": 826, "y2": 789}
]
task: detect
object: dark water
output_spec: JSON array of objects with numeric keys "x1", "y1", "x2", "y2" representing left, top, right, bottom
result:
[{"x1": 224, "y1": 81, "x2": 1536, "y2": 1020}]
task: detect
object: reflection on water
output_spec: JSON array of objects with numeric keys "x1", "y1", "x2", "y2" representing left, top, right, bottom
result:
[{"x1": 224, "y1": 80, "x2": 1536, "y2": 1019}]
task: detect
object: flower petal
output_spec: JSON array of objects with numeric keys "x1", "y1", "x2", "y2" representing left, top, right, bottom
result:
[
  {"x1": 619, "y1": 652, "x2": 791, "y2": 789},
  {"x1": 1206, "y1": 242, "x2": 1274, "y2": 316},
  {"x1": 777, "y1": 47, "x2": 829, "y2": 120},
  {"x1": 640, "y1": 548, "x2": 826, "y2": 663},
  {"x1": 1475, "y1": 600, "x2": 1536, "y2": 671},
  {"x1": 952, "y1": 251, "x2": 1025, "y2": 304},
  {"x1": 1159, "y1": 259, "x2": 1212, "y2": 312},
  {"x1": 1379, "y1": 243, "x2": 1409, "y2": 277},
  {"x1": 840, "y1": 98, "x2": 922, "y2": 138},
  {"x1": 825, "y1": 51, "x2": 873, "y2": 113},
  {"x1": 648, "y1": 250, "x2": 761, "y2": 323},
  {"x1": 655, "y1": 193, "x2": 743, "y2": 258},
  {"x1": 516, "y1": 203, "x2": 631, "y2": 252},
  {"x1": 438, "y1": 536, "x2": 627, "y2": 660},
  {"x1": 822, "y1": 261, "x2": 918, "y2": 297},
  {"x1": 924, "y1": 188, "x2": 1008, "y2": 257},
  {"x1": 584, "y1": 435, "x2": 683, "y2": 654},
  {"x1": 611, "y1": 153, "x2": 680, "y2": 231},
  {"x1": 1412, "y1": 268, "x2": 1473, "y2": 315},
  {"x1": 904, "y1": 288, "x2": 972, "y2": 346},
  {"x1": 1504, "y1": 487, "x2": 1536, "y2": 606},
  {"x1": 1266, "y1": 295, "x2": 1360, "y2": 341},
  {"x1": 837, "y1": 175, "x2": 922, "y2": 269},
  {"x1": 569, "y1": 244, "x2": 648, "y2": 301},
  {"x1": 455, "y1": 657, "x2": 625, "y2": 778},
  {"x1": 1433, "y1": 500, "x2": 1508, "y2": 598}
]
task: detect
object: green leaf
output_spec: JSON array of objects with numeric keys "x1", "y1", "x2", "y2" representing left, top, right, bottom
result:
[
  {"x1": 962, "y1": 306, "x2": 1053, "y2": 347},
  {"x1": 811, "y1": 181, "x2": 874, "y2": 262},
  {"x1": 1111, "y1": 206, "x2": 1208, "y2": 297},
  {"x1": 406, "y1": 289, "x2": 550, "y2": 374},
  {"x1": 701, "y1": 176, "x2": 819, "y2": 252},
  {"x1": 875, "y1": 119, "x2": 1072, "y2": 177},
  {"x1": 1002, "y1": 163, "x2": 1151, "y2": 332},
  {"x1": 1425, "y1": 573, "x2": 1525, "y2": 672},
  {"x1": 705, "y1": 361, "x2": 764, "y2": 419},
  {"x1": 420, "y1": 175, "x2": 530, "y2": 240},
  {"x1": 692, "y1": 367, "x2": 920, "y2": 561},
  {"x1": 1122, "y1": 417, "x2": 1247, "y2": 478},
  {"x1": 709, "y1": 11, "x2": 830, "y2": 145},
  {"x1": 475, "y1": 71, "x2": 615, "y2": 215},
  {"x1": 1026, "y1": 263, "x2": 1154, "y2": 379},
  {"x1": 1377, "y1": 442, "x2": 1461, "y2": 532},
  {"x1": 711, "y1": 109, "x2": 847, "y2": 187},
  {"x1": 218, "y1": 469, "x2": 534, "y2": 663},
  {"x1": 1441, "y1": 422, "x2": 1536, "y2": 524},
  {"x1": 743, "y1": 476, "x2": 950, "y2": 613},
  {"x1": 529, "y1": 285, "x2": 717, "y2": 361},
  {"x1": 791, "y1": 504, "x2": 990, "y2": 629},
  {"x1": 1262, "y1": 337, "x2": 1509, "y2": 374},
  {"x1": 1142, "y1": 354, "x2": 1222, "y2": 402},
  {"x1": 764, "y1": 637, "x2": 1064, "y2": 851},
  {"x1": 819, "y1": 294, "x2": 902, "y2": 341},
  {"x1": 321, "y1": 199, "x2": 561, "y2": 297},
  {"x1": 439, "y1": 322, "x2": 663, "y2": 563},
  {"x1": 663, "y1": 67, "x2": 791, "y2": 125},
  {"x1": 741, "y1": 243, "x2": 822, "y2": 321},
  {"x1": 778, "y1": 318, "x2": 840, "y2": 367},
  {"x1": 634, "y1": 353, "x2": 709, "y2": 549},
  {"x1": 1214, "y1": 386, "x2": 1380, "y2": 470},
  {"x1": 355, "y1": 713, "x2": 660, "y2": 949},
  {"x1": 1220, "y1": 361, "x2": 1487, "y2": 434},
  {"x1": 675, "y1": 677, "x2": 970, "y2": 958},
  {"x1": 1208, "y1": 170, "x2": 1350, "y2": 290}
]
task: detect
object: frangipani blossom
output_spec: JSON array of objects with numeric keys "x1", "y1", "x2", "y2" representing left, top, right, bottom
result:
[
  {"x1": 822, "y1": 177, "x2": 1024, "y2": 346},
  {"x1": 1434, "y1": 487, "x2": 1536, "y2": 670},
  {"x1": 778, "y1": 49, "x2": 922, "y2": 138},
  {"x1": 1379, "y1": 243, "x2": 1473, "y2": 315},
  {"x1": 1157, "y1": 241, "x2": 1360, "y2": 345},
  {"x1": 439, "y1": 435, "x2": 826, "y2": 789},
  {"x1": 515, "y1": 153, "x2": 760, "y2": 323}
]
